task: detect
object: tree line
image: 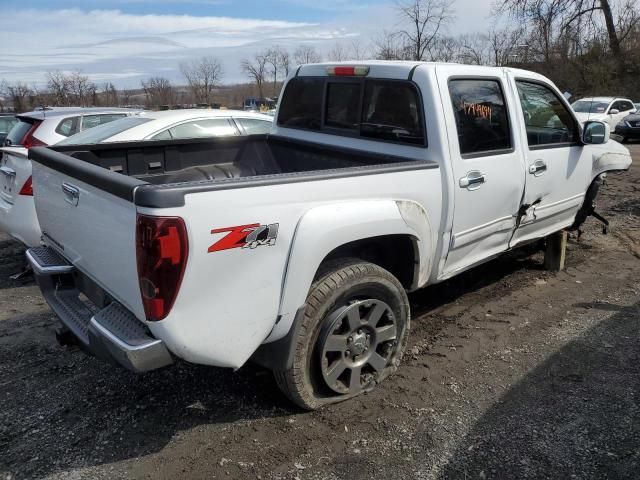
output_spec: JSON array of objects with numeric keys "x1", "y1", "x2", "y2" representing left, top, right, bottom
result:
[{"x1": 1, "y1": 0, "x2": 638, "y2": 113}]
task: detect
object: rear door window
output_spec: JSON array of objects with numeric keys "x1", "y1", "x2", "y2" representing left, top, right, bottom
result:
[
  {"x1": 234, "y1": 118, "x2": 273, "y2": 135},
  {"x1": 277, "y1": 77, "x2": 425, "y2": 146},
  {"x1": 81, "y1": 114, "x2": 127, "y2": 131},
  {"x1": 448, "y1": 79, "x2": 512, "y2": 155},
  {"x1": 56, "y1": 117, "x2": 152, "y2": 145},
  {"x1": 153, "y1": 118, "x2": 238, "y2": 140},
  {"x1": 55, "y1": 116, "x2": 81, "y2": 137}
]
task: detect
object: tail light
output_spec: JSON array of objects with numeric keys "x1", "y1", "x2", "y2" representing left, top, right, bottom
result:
[
  {"x1": 21, "y1": 121, "x2": 46, "y2": 149},
  {"x1": 19, "y1": 176, "x2": 33, "y2": 196},
  {"x1": 136, "y1": 214, "x2": 189, "y2": 321}
]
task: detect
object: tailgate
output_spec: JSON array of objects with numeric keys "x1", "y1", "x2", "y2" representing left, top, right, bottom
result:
[
  {"x1": 0, "y1": 147, "x2": 29, "y2": 205},
  {"x1": 30, "y1": 149, "x2": 147, "y2": 320}
]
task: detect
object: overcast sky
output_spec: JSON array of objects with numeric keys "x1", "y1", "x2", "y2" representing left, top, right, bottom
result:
[{"x1": 0, "y1": 0, "x2": 494, "y2": 88}]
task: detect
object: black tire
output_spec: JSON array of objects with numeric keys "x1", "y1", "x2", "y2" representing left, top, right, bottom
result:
[{"x1": 274, "y1": 260, "x2": 410, "y2": 410}]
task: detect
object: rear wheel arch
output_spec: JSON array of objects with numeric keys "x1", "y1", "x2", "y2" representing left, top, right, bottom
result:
[{"x1": 276, "y1": 200, "x2": 431, "y2": 329}]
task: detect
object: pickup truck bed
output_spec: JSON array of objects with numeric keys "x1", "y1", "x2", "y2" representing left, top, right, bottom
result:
[{"x1": 34, "y1": 135, "x2": 429, "y2": 208}]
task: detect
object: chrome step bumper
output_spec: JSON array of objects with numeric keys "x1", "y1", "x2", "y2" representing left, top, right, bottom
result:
[{"x1": 26, "y1": 246, "x2": 173, "y2": 372}]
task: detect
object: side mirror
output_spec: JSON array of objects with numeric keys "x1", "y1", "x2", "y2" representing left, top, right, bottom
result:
[
  {"x1": 609, "y1": 109, "x2": 620, "y2": 115},
  {"x1": 583, "y1": 121, "x2": 609, "y2": 145}
]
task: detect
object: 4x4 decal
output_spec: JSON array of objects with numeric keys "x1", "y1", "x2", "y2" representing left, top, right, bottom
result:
[{"x1": 208, "y1": 223, "x2": 279, "y2": 253}]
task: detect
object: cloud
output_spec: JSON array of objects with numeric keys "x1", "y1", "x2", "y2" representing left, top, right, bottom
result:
[{"x1": 0, "y1": 1, "x2": 495, "y2": 88}]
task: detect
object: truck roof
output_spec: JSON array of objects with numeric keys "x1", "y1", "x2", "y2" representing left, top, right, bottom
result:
[
  {"x1": 296, "y1": 60, "x2": 550, "y2": 83},
  {"x1": 18, "y1": 107, "x2": 140, "y2": 120}
]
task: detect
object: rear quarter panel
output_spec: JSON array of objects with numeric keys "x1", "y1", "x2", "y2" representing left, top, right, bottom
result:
[{"x1": 145, "y1": 167, "x2": 442, "y2": 369}]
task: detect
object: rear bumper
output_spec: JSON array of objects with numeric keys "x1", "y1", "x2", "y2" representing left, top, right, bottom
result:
[{"x1": 26, "y1": 246, "x2": 173, "y2": 373}]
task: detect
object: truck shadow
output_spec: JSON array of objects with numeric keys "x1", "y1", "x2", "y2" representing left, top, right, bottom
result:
[
  {"x1": 0, "y1": 240, "x2": 594, "y2": 478},
  {"x1": 436, "y1": 301, "x2": 640, "y2": 479},
  {"x1": 0, "y1": 239, "x2": 31, "y2": 290}
]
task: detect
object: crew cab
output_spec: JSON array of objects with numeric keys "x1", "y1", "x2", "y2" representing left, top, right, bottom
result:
[{"x1": 26, "y1": 62, "x2": 632, "y2": 409}]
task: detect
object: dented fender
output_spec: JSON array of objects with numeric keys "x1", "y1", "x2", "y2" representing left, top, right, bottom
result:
[{"x1": 591, "y1": 140, "x2": 633, "y2": 179}]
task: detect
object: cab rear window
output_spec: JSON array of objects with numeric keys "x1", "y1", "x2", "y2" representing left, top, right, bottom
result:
[{"x1": 278, "y1": 77, "x2": 426, "y2": 146}]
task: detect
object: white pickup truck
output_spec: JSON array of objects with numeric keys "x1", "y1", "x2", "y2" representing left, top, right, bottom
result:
[{"x1": 26, "y1": 62, "x2": 631, "y2": 409}]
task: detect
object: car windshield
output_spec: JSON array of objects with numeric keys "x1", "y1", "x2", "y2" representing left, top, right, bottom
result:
[
  {"x1": 571, "y1": 101, "x2": 611, "y2": 114},
  {"x1": 57, "y1": 117, "x2": 152, "y2": 145}
]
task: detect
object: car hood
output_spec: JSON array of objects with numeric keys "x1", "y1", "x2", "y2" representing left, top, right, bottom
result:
[
  {"x1": 622, "y1": 113, "x2": 640, "y2": 123},
  {"x1": 574, "y1": 112, "x2": 607, "y2": 124}
]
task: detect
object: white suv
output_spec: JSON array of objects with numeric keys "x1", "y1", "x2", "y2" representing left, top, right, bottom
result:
[
  {"x1": 0, "y1": 107, "x2": 140, "y2": 246},
  {"x1": 571, "y1": 97, "x2": 636, "y2": 130}
]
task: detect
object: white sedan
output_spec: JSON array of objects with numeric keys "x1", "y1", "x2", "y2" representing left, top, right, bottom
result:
[
  {"x1": 57, "y1": 109, "x2": 273, "y2": 145},
  {"x1": 4, "y1": 109, "x2": 272, "y2": 249},
  {"x1": 571, "y1": 97, "x2": 636, "y2": 130}
]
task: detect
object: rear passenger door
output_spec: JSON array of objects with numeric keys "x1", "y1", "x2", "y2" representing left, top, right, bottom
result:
[
  {"x1": 508, "y1": 77, "x2": 592, "y2": 246},
  {"x1": 437, "y1": 66, "x2": 526, "y2": 276}
]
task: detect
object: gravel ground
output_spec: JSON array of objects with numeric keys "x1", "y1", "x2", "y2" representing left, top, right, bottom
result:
[{"x1": 1, "y1": 144, "x2": 639, "y2": 480}]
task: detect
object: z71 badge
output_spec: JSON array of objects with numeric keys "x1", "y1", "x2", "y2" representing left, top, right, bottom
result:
[{"x1": 208, "y1": 223, "x2": 279, "y2": 253}]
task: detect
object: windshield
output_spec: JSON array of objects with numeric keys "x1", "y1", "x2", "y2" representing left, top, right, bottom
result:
[
  {"x1": 571, "y1": 100, "x2": 610, "y2": 114},
  {"x1": 57, "y1": 117, "x2": 152, "y2": 145}
]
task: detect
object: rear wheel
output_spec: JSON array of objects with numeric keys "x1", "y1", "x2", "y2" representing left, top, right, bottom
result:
[{"x1": 274, "y1": 261, "x2": 410, "y2": 410}]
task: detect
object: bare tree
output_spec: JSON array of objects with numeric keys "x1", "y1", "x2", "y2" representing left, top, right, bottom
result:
[
  {"x1": 293, "y1": 45, "x2": 322, "y2": 65},
  {"x1": 458, "y1": 33, "x2": 491, "y2": 64},
  {"x1": 102, "y1": 82, "x2": 119, "y2": 107},
  {"x1": 374, "y1": 30, "x2": 412, "y2": 60},
  {"x1": 327, "y1": 42, "x2": 349, "y2": 61},
  {"x1": 180, "y1": 56, "x2": 224, "y2": 106},
  {"x1": 6, "y1": 82, "x2": 33, "y2": 113},
  {"x1": 498, "y1": 0, "x2": 639, "y2": 68},
  {"x1": 395, "y1": 0, "x2": 456, "y2": 61},
  {"x1": 429, "y1": 35, "x2": 462, "y2": 62},
  {"x1": 241, "y1": 53, "x2": 268, "y2": 98},
  {"x1": 265, "y1": 47, "x2": 286, "y2": 96},
  {"x1": 277, "y1": 48, "x2": 291, "y2": 78},
  {"x1": 487, "y1": 27, "x2": 522, "y2": 66},
  {"x1": 67, "y1": 71, "x2": 95, "y2": 107},
  {"x1": 141, "y1": 77, "x2": 174, "y2": 107},
  {"x1": 348, "y1": 39, "x2": 371, "y2": 60},
  {"x1": 46, "y1": 70, "x2": 71, "y2": 106},
  {"x1": 121, "y1": 89, "x2": 134, "y2": 107}
]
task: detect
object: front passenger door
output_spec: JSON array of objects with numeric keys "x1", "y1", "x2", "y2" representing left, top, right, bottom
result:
[{"x1": 509, "y1": 78, "x2": 592, "y2": 246}]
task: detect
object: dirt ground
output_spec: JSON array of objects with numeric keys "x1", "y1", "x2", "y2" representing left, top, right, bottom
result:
[{"x1": 1, "y1": 144, "x2": 639, "y2": 480}]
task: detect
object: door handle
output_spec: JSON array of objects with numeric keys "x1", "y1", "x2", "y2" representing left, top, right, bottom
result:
[
  {"x1": 459, "y1": 170, "x2": 486, "y2": 190},
  {"x1": 528, "y1": 160, "x2": 547, "y2": 176},
  {"x1": 62, "y1": 182, "x2": 80, "y2": 206}
]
